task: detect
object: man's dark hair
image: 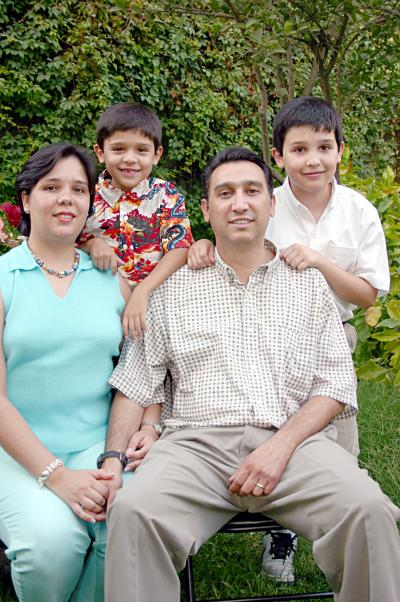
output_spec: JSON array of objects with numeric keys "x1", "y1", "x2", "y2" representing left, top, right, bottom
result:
[
  {"x1": 272, "y1": 96, "x2": 343, "y2": 154},
  {"x1": 202, "y1": 147, "x2": 274, "y2": 199},
  {"x1": 96, "y1": 102, "x2": 162, "y2": 151},
  {"x1": 16, "y1": 143, "x2": 96, "y2": 236}
]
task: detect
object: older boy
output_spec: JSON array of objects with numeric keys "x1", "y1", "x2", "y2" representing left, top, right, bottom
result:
[
  {"x1": 187, "y1": 96, "x2": 390, "y2": 581},
  {"x1": 80, "y1": 102, "x2": 194, "y2": 339}
]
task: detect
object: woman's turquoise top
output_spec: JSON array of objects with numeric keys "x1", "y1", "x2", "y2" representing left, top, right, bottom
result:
[{"x1": 0, "y1": 241, "x2": 124, "y2": 452}]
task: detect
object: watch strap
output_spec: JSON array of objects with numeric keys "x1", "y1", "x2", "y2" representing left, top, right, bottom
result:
[
  {"x1": 141, "y1": 420, "x2": 163, "y2": 435},
  {"x1": 97, "y1": 450, "x2": 128, "y2": 469}
]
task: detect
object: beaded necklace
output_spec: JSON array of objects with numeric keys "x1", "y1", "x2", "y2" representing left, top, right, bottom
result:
[{"x1": 27, "y1": 242, "x2": 80, "y2": 278}]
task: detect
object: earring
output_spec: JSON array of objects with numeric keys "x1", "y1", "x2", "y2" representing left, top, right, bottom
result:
[{"x1": 24, "y1": 207, "x2": 30, "y2": 213}]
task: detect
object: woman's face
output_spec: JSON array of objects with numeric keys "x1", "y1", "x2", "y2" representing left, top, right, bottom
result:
[{"x1": 22, "y1": 155, "x2": 90, "y2": 244}]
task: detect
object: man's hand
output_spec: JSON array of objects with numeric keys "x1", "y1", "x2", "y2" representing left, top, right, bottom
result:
[
  {"x1": 187, "y1": 239, "x2": 215, "y2": 270},
  {"x1": 86, "y1": 238, "x2": 125, "y2": 274},
  {"x1": 122, "y1": 285, "x2": 149, "y2": 339},
  {"x1": 280, "y1": 244, "x2": 323, "y2": 272},
  {"x1": 228, "y1": 437, "x2": 293, "y2": 497},
  {"x1": 101, "y1": 457, "x2": 124, "y2": 509},
  {"x1": 125, "y1": 427, "x2": 159, "y2": 471}
]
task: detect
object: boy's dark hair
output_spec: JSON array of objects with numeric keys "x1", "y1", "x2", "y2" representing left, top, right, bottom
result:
[
  {"x1": 272, "y1": 96, "x2": 343, "y2": 154},
  {"x1": 96, "y1": 102, "x2": 162, "y2": 150},
  {"x1": 16, "y1": 143, "x2": 96, "y2": 236},
  {"x1": 202, "y1": 147, "x2": 274, "y2": 199}
]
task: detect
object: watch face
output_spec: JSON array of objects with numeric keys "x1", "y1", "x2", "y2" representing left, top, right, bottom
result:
[{"x1": 154, "y1": 424, "x2": 163, "y2": 435}]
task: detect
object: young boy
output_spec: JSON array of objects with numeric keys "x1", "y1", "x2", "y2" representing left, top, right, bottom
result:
[
  {"x1": 80, "y1": 102, "x2": 194, "y2": 338},
  {"x1": 187, "y1": 95, "x2": 390, "y2": 582}
]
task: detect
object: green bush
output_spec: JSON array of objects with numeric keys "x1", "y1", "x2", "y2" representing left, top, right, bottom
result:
[{"x1": 340, "y1": 151, "x2": 400, "y2": 385}]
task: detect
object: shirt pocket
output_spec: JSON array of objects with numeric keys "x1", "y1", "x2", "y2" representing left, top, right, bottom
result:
[{"x1": 324, "y1": 245, "x2": 358, "y2": 272}]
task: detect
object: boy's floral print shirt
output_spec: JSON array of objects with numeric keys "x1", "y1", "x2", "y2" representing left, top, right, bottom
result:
[{"x1": 79, "y1": 171, "x2": 194, "y2": 285}]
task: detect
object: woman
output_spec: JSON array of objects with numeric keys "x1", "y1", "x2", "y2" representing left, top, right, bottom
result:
[{"x1": 0, "y1": 144, "x2": 158, "y2": 602}]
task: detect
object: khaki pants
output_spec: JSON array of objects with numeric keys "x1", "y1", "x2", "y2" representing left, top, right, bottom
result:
[{"x1": 106, "y1": 425, "x2": 400, "y2": 602}]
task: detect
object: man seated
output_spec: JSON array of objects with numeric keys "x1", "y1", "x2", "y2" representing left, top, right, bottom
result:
[{"x1": 104, "y1": 147, "x2": 400, "y2": 602}]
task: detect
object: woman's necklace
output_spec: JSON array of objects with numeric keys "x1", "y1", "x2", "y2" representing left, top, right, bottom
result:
[{"x1": 27, "y1": 242, "x2": 80, "y2": 278}]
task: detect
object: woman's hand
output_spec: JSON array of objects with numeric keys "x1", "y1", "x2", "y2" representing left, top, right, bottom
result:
[
  {"x1": 46, "y1": 467, "x2": 115, "y2": 523},
  {"x1": 125, "y1": 428, "x2": 159, "y2": 471}
]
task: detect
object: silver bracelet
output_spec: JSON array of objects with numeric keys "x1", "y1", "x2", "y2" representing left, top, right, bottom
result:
[{"x1": 38, "y1": 458, "x2": 64, "y2": 488}]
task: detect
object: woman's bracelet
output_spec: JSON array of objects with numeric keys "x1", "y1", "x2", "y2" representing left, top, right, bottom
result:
[{"x1": 38, "y1": 458, "x2": 64, "y2": 488}]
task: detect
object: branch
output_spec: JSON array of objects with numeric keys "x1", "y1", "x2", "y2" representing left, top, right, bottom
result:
[
  {"x1": 325, "y1": 14, "x2": 349, "y2": 76},
  {"x1": 254, "y1": 66, "x2": 271, "y2": 167},
  {"x1": 272, "y1": 167, "x2": 284, "y2": 185},
  {"x1": 225, "y1": 0, "x2": 242, "y2": 22},
  {"x1": 337, "y1": 13, "x2": 387, "y2": 62},
  {"x1": 303, "y1": 54, "x2": 319, "y2": 95},
  {"x1": 286, "y1": 41, "x2": 295, "y2": 101},
  {"x1": 121, "y1": 4, "x2": 236, "y2": 19}
]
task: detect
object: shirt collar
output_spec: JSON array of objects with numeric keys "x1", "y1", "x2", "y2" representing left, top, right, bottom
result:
[
  {"x1": 97, "y1": 170, "x2": 151, "y2": 206},
  {"x1": 282, "y1": 176, "x2": 337, "y2": 214},
  {"x1": 9, "y1": 240, "x2": 93, "y2": 273},
  {"x1": 214, "y1": 240, "x2": 280, "y2": 284}
]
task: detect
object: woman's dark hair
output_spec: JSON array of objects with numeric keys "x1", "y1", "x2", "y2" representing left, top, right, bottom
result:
[{"x1": 16, "y1": 143, "x2": 97, "y2": 236}]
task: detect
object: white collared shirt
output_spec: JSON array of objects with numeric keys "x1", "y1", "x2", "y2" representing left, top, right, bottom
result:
[{"x1": 267, "y1": 177, "x2": 390, "y2": 321}]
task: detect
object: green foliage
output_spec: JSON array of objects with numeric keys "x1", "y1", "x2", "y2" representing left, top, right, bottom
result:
[
  {"x1": 340, "y1": 155, "x2": 400, "y2": 384},
  {"x1": 0, "y1": 0, "x2": 262, "y2": 239},
  {"x1": 1, "y1": 0, "x2": 400, "y2": 239}
]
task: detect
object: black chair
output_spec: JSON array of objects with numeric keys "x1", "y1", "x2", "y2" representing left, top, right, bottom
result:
[{"x1": 183, "y1": 512, "x2": 334, "y2": 602}]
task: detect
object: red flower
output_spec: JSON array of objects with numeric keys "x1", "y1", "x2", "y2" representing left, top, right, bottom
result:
[{"x1": 0, "y1": 203, "x2": 21, "y2": 228}]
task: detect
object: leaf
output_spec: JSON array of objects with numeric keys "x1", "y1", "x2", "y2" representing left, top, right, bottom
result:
[
  {"x1": 381, "y1": 165, "x2": 395, "y2": 186},
  {"x1": 390, "y1": 274, "x2": 400, "y2": 296},
  {"x1": 371, "y1": 330, "x2": 400, "y2": 342},
  {"x1": 386, "y1": 300, "x2": 400, "y2": 322},
  {"x1": 283, "y1": 20, "x2": 293, "y2": 35},
  {"x1": 377, "y1": 319, "x2": 399, "y2": 328},
  {"x1": 356, "y1": 360, "x2": 387, "y2": 381},
  {"x1": 365, "y1": 306, "x2": 381, "y2": 327}
]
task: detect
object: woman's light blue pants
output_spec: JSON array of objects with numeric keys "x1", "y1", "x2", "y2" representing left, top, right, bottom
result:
[{"x1": 0, "y1": 440, "x2": 113, "y2": 602}]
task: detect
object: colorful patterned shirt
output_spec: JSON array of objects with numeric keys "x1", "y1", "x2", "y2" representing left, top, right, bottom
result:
[{"x1": 79, "y1": 171, "x2": 194, "y2": 284}]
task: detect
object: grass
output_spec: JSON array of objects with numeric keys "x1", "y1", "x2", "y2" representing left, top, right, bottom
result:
[{"x1": 1, "y1": 381, "x2": 399, "y2": 602}]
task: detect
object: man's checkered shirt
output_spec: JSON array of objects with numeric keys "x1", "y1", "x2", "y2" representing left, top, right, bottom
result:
[{"x1": 110, "y1": 244, "x2": 357, "y2": 429}]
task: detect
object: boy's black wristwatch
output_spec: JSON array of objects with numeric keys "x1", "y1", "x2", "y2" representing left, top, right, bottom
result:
[{"x1": 97, "y1": 451, "x2": 128, "y2": 469}]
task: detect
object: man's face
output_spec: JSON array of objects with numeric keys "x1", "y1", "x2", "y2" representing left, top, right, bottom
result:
[
  {"x1": 272, "y1": 125, "x2": 344, "y2": 202},
  {"x1": 201, "y1": 160, "x2": 275, "y2": 246}
]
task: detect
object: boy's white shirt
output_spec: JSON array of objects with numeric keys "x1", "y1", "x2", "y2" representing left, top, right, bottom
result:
[{"x1": 267, "y1": 177, "x2": 390, "y2": 322}]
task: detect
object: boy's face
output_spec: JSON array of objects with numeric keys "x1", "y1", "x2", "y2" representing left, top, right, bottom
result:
[
  {"x1": 94, "y1": 129, "x2": 163, "y2": 192},
  {"x1": 272, "y1": 125, "x2": 344, "y2": 203}
]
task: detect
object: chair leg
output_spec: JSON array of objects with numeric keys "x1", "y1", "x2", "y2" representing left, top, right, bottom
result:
[{"x1": 184, "y1": 556, "x2": 196, "y2": 602}]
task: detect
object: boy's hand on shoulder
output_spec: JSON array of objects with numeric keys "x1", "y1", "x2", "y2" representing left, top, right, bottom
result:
[
  {"x1": 87, "y1": 237, "x2": 125, "y2": 274},
  {"x1": 122, "y1": 285, "x2": 149, "y2": 339},
  {"x1": 187, "y1": 239, "x2": 215, "y2": 270},
  {"x1": 280, "y1": 244, "x2": 323, "y2": 271}
]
